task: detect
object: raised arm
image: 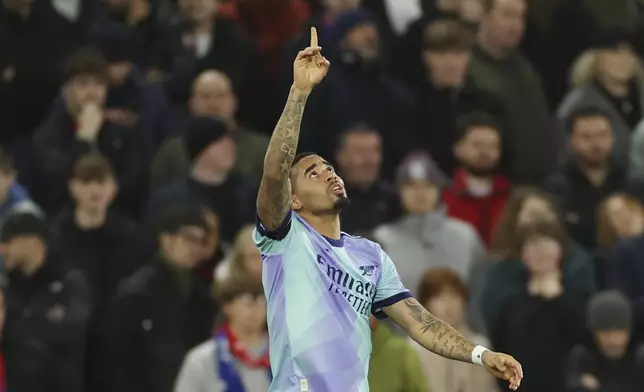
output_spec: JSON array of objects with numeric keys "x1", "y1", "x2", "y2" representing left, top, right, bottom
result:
[
  {"x1": 257, "y1": 27, "x2": 330, "y2": 230},
  {"x1": 384, "y1": 297, "x2": 524, "y2": 390}
]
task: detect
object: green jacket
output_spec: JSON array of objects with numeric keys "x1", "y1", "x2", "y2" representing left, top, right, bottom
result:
[{"x1": 368, "y1": 323, "x2": 430, "y2": 392}]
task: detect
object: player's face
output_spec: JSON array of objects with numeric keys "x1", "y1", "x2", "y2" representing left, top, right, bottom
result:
[{"x1": 292, "y1": 155, "x2": 349, "y2": 215}]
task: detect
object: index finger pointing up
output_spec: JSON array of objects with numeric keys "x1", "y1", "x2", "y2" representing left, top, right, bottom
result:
[{"x1": 311, "y1": 26, "x2": 318, "y2": 48}]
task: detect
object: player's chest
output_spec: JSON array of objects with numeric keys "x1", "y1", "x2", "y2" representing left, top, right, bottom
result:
[{"x1": 315, "y1": 248, "x2": 379, "y2": 317}]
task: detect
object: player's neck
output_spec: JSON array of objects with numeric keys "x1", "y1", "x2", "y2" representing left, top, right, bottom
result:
[{"x1": 300, "y1": 212, "x2": 342, "y2": 240}]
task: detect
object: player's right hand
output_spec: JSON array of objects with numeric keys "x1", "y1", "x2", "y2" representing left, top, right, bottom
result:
[{"x1": 293, "y1": 27, "x2": 330, "y2": 93}]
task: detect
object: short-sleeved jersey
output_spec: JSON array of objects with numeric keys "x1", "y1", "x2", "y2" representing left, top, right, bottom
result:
[{"x1": 254, "y1": 211, "x2": 411, "y2": 392}]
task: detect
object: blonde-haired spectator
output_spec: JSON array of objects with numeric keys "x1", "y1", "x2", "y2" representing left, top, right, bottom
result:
[
  {"x1": 558, "y1": 29, "x2": 644, "y2": 169},
  {"x1": 215, "y1": 225, "x2": 262, "y2": 282},
  {"x1": 411, "y1": 267, "x2": 497, "y2": 392}
]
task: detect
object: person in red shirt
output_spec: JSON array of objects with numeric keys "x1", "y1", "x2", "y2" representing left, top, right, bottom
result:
[{"x1": 443, "y1": 113, "x2": 510, "y2": 246}]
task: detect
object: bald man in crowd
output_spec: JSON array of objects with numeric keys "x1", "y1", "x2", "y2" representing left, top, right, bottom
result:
[{"x1": 151, "y1": 70, "x2": 269, "y2": 189}]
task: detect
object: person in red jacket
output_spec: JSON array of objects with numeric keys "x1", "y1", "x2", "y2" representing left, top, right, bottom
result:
[{"x1": 443, "y1": 113, "x2": 510, "y2": 246}]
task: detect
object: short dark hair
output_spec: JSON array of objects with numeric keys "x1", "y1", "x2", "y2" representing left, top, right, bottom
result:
[
  {"x1": 337, "y1": 123, "x2": 379, "y2": 151},
  {"x1": 566, "y1": 106, "x2": 612, "y2": 134},
  {"x1": 62, "y1": 47, "x2": 109, "y2": 84},
  {"x1": 214, "y1": 273, "x2": 264, "y2": 304},
  {"x1": 456, "y1": 112, "x2": 501, "y2": 141},
  {"x1": 293, "y1": 152, "x2": 317, "y2": 167},
  {"x1": 424, "y1": 19, "x2": 474, "y2": 51},
  {"x1": 0, "y1": 147, "x2": 15, "y2": 174},
  {"x1": 71, "y1": 153, "x2": 115, "y2": 182},
  {"x1": 156, "y1": 205, "x2": 208, "y2": 237}
]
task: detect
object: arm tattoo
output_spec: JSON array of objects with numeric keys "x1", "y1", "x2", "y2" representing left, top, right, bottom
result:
[
  {"x1": 404, "y1": 298, "x2": 476, "y2": 362},
  {"x1": 257, "y1": 88, "x2": 308, "y2": 230}
]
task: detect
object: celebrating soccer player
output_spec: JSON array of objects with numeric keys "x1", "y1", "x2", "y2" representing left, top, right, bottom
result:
[{"x1": 254, "y1": 27, "x2": 524, "y2": 392}]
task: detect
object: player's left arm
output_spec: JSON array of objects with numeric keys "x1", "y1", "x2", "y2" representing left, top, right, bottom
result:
[
  {"x1": 383, "y1": 298, "x2": 523, "y2": 390},
  {"x1": 373, "y1": 249, "x2": 523, "y2": 390}
]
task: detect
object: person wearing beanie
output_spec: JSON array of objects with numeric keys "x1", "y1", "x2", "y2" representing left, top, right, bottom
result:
[
  {"x1": 296, "y1": 8, "x2": 419, "y2": 175},
  {"x1": 151, "y1": 70, "x2": 269, "y2": 190},
  {"x1": 565, "y1": 290, "x2": 644, "y2": 392},
  {"x1": 373, "y1": 151, "x2": 485, "y2": 298},
  {"x1": 94, "y1": 23, "x2": 172, "y2": 166},
  {"x1": 1, "y1": 211, "x2": 93, "y2": 392},
  {"x1": 148, "y1": 116, "x2": 254, "y2": 243}
]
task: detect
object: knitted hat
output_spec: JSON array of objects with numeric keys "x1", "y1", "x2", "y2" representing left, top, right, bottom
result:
[
  {"x1": 587, "y1": 290, "x2": 632, "y2": 331},
  {"x1": 395, "y1": 151, "x2": 448, "y2": 188},
  {"x1": 1, "y1": 211, "x2": 50, "y2": 244},
  {"x1": 329, "y1": 9, "x2": 377, "y2": 47},
  {"x1": 184, "y1": 116, "x2": 231, "y2": 162}
]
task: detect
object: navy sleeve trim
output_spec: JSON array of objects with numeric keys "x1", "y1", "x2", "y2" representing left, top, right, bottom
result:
[
  {"x1": 256, "y1": 210, "x2": 292, "y2": 241},
  {"x1": 371, "y1": 291, "x2": 412, "y2": 320}
]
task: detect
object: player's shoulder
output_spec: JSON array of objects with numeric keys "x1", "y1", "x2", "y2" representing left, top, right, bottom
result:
[{"x1": 342, "y1": 232, "x2": 385, "y2": 257}]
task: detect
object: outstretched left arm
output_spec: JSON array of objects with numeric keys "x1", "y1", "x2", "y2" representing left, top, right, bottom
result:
[
  {"x1": 384, "y1": 297, "x2": 475, "y2": 361},
  {"x1": 383, "y1": 297, "x2": 524, "y2": 390}
]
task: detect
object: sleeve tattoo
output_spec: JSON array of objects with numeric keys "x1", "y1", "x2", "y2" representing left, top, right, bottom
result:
[
  {"x1": 404, "y1": 298, "x2": 476, "y2": 362},
  {"x1": 257, "y1": 89, "x2": 308, "y2": 230}
]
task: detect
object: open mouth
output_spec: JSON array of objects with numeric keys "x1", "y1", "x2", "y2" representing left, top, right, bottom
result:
[{"x1": 329, "y1": 182, "x2": 345, "y2": 195}]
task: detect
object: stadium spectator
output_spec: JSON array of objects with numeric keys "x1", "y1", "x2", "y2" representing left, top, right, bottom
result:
[
  {"x1": 335, "y1": 124, "x2": 399, "y2": 233},
  {"x1": 411, "y1": 267, "x2": 497, "y2": 392},
  {"x1": 2, "y1": 211, "x2": 93, "y2": 392},
  {"x1": 0, "y1": 281, "x2": 6, "y2": 392},
  {"x1": 174, "y1": 274, "x2": 269, "y2": 392},
  {"x1": 374, "y1": 152, "x2": 485, "y2": 293},
  {"x1": 483, "y1": 220, "x2": 595, "y2": 392},
  {"x1": 544, "y1": 106, "x2": 627, "y2": 251},
  {"x1": 369, "y1": 315, "x2": 429, "y2": 392},
  {"x1": 412, "y1": 19, "x2": 474, "y2": 174},
  {"x1": 558, "y1": 29, "x2": 643, "y2": 170},
  {"x1": 0, "y1": 147, "x2": 39, "y2": 228},
  {"x1": 32, "y1": 47, "x2": 145, "y2": 217},
  {"x1": 151, "y1": 70, "x2": 268, "y2": 190},
  {"x1": 489, "y1": 187, "x2": 559, "y2": 258},
  {"x1": 94, "y1": 24, "x2": 172, "y2": 164},
  {"x1": 461, "y1": 0, "x2": 556, "y2": 185},
  {"x1": 566, "y1": 291, "x2": 644, "y2": 392},
  {"x1": 156, "y1": 0, "x2": 256, "y2": 106},
  {"x1": 299, "y1": 8, "x2": 419, "y2": 175},
  {"x1": 192, "y1": 208, "x2": 224, "y2": 287},
  {"x1": 443, "y1": 112, "x2": 509, "y2": 246},
  {"x1": 148, "y1": 116, "x2": 254, "y2": 243},
  {"x1": 597, "y1": 194, "x2": 644, "y2": 251},
  {"x1": 215, "y1": 225, "x2": 262, "y2": 283},
  {"x1": 52, "y1": 154, "x2": 139, "y2": 300},
  {"x1": 97, "y1": 205, "x2": 216, "y2": 392}
]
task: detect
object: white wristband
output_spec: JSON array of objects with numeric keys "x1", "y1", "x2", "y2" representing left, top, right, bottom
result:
[{"x1": 471, "y1": 345, "x2": 489, "y2": 365}]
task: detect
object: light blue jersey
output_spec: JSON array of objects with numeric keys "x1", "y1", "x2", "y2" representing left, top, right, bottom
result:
[{"x1": 254, "y1": 211, "x2": 411, "y2": 392}]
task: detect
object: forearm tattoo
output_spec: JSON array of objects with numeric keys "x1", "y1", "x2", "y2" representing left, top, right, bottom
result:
[
  {"x1": 257, "y1": 89, "x2": 308, "y2": 229},
  {"x1": 404, "y1": 298, "x2": 475, "y2": 362}
]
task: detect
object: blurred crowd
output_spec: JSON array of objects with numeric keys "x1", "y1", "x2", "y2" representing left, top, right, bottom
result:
[{"x1": 3, "y1": 0, "x2": 644, "y2": 391}]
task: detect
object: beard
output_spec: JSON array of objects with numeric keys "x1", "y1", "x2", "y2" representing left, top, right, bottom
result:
[
  {"x1": 333, "y1": 196, "x2": 351, "y2": 212},
  {"x1": 461, "y1": 161, "x2": 497, "y2": 177}
]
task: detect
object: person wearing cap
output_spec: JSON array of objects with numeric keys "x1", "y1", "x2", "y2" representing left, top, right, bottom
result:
[
  {"x1": 32, "y1": 47, "x2": 145, "y2": 217},
  {"x1": 93, "y1": 23, "x2": 172, "y2": 165},
  {"x1": 151, "y1": 70, "x2": 269, "y2": 191},
  {"x1": 565, "y1": 291, "x2": 644, "y2": 392},
  {"x1": 148, "y1": 115, "x2": 254, "y2": 243},
  {"x1": 1, "y1": 211, "x2": 93, "y2": 392},
  {"x1": 558, "y1": 28, "x2": 643, "y2": 170},
  {"x1": 373, "y1": 151, "x2": 485, "y2": 297},
  {"x1": 175, "y1": 273, "x2": 270, "y2": 392},
  {"x1": 97, "y1": 205, "x2": 216, "y2": 392}
]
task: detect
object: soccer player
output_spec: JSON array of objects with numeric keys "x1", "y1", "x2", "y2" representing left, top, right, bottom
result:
[{"x1": 254, "y1": 27, "x2": 524, "y2": 392}]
